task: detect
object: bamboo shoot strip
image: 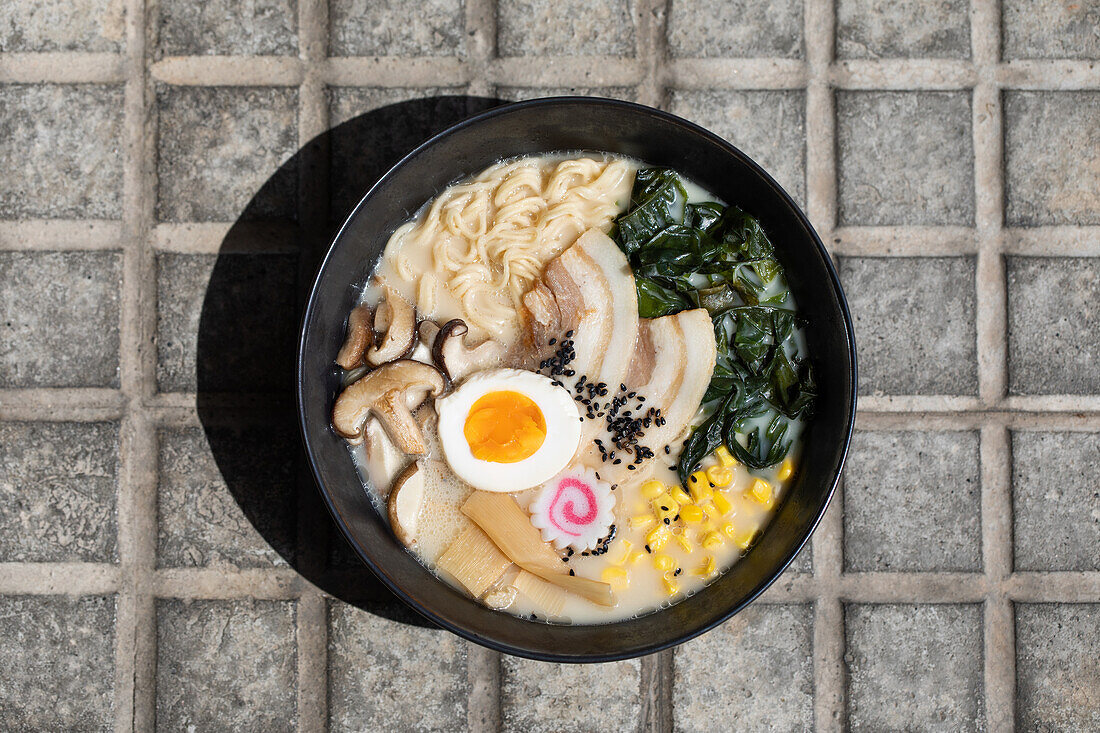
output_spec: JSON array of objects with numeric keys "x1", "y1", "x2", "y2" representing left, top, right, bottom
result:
[
  {"x1": 461, "y1": 491, "x2": 616, "y2": 606},
  {"x1": 436, "y1": 524, "x2": 511, "y2": 598},
  {"x1": 513, "y1": 571, "x2": 568, "y2": 617}
]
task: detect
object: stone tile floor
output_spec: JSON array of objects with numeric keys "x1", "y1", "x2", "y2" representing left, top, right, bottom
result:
[{"x1": 0, "y1": 0, "x2": 1098, "y2": 730}]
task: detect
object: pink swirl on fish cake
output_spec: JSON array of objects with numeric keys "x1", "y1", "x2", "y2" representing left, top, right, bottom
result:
[{"x1": 529, "y1": 468, "x2": 616, "y2": 551}]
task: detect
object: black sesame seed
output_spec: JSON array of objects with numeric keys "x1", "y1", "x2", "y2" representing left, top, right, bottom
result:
[
  {"x1": 565, "y1": 330, "x2": 574, "y2": 337},
  {"x1": 645, "y1": 544, "x2": 651, "y2": 553},
  {"x1": 663, "y1": 518, "x2": 670, "y2": 525},
  {"x1": 594, "y1": 471, "x2": 600, "y2": 480},
  {"x1": 548, "y1": 337, "x2": 556, "y2": 345},
  {"x1": 569, "y1": 569, "x2": 575, "y2": 576},
  {"x1": 674, "y1": 568, "x2": 682, "y2": 576},
  {"x1": 627, "y1": 465, "x2": 636, "y2": 470},
  {"x1": 689, "y1": 475, "x2": 698, "y2": 483},
  {"x1": 664, "y1": 445, "x2": 671, "y2": 454},
  {"x1": 562, "y1": 556, "x2": 568, "y2": 562},
  {"x1": 660, "y1": 505, "x2": 669, "y2": 511}
]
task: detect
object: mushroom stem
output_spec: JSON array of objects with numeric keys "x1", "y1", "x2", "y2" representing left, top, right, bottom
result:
[{"x1": 332, "y1": 359, "x2": 446, "y2": 454}]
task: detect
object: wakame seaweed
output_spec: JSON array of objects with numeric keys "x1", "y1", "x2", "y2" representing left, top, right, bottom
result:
[{"x1": 610, "y1": 168, "x2": 816, "y2": 479}]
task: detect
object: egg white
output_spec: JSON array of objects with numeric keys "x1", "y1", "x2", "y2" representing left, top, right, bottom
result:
[{"x1": 435, "y1": 368, "x2": 581, "y2": 492}]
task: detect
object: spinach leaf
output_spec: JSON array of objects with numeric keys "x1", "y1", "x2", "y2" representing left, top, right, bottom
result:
[
  {"x1": 685, "y1": 202, "x2": 724, "y2": 231},
  {"x1": 636, "y1": 275, "x2": 692, "y2": 318},
  {"x1": 612, "y1": 167, "x2": 816, "y2": 473},
  {"x1": 614, "y1": 169, "x2": 688, "y2": 254},
  {"x1": 677, "y1": 408, "x2": 726, "y2": 485},
  {"x1": 724, "y1": 413, "x2": 793, "y2": 470}
]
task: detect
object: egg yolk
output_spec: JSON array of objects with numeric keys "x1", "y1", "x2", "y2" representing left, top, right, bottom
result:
[{"x1": 463, "y1": 391, "x2": 547, "y2": 463}]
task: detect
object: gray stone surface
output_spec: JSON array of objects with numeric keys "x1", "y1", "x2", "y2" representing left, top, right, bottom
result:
[
  {"x1": 839, "y1": 256, "x2": 977, "y2": 395},
  {"x1": 845, "y1": 603, "x2": 985, "y2": 731},
  {"x1": 156, "y1": 599, "x2": 297, "y2": 732},
  {"x1": 501, "y1": 655, "x2": 641, "y2": 733},
  {"x1": 1007, "y1": 257, "x2": 1100, "y2": 395},
  {"x1": 666, "y1": 0, "x2": 804, "y2": 58},
  {"x1": 1016, "y1": 603, "x2": 1100, "y2": 731},
  {"x1": 844, "y1": 430, "x2": 981, "y2": 572},
  {"x1": 0, "y1": 0, "x2": 125, "y2": 52},
  {"x1": 1004, "y1": 91, "x2": 1100, "y2": 226},
  {"x1": 836, "y1": 0, "x2": 970, "y2": 59},
  {"x1": 0, "y1": 250, "x2": 121, "y2": 388},
  {"x1": 329, "y1": 0, "x2": 465, "y2": 57},
  {"x1": 497, "y1": 85, "x2": 636, "y2": 101},
  {"x1": 156, "y1": 0, "x2": 298, "y2": 57},
  {"x1": 157, "y1": 426, "x2": 295, "y2": 568},
  {"x1": 155, "y1": 253, "x2": 299, "y2": 393},
  {"x1": 0, "y1": 84, "x2": 124, "y2": 220},
  {"x1": 1003, "y1": 0, "x2": 1100, "y2": 60},
  {"x1": 328, "y1": 601, "x2": 468, "y2": 732},
  {"x1": 1011, "y1": 431, "x2": 1100, "y2": 572},
  {"x1": 156, "y1": 85, "x2": 298, "y2": 222},
  {"x1": 669, "y1": 89, "x2": 806, "y2": 204},
  {"x1": 0, "y1": 421, "x2": 118, "y2": 563},
  {"x1": 497, "y1": 0, "x2": 635, "y2": 57},
  {"x1": 837, "y1": 91, "x2": 974, "y2": 226},
  {"x1": 673, "y1": 604, "x2": 813, "y2": 732},
  {"x1": 0, "y1": 595, "x2": 115, "y2": 731}
]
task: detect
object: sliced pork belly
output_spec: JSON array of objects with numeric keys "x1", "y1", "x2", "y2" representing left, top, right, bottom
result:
[
  {"x1": 522, "y1": 228, "x2": 639, "y2": 445},
  {"x1": 579, "y1": 307, "x2": 716, "y2": 487}
]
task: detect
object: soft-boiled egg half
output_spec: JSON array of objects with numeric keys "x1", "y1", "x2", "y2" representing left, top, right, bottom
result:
[{"x1": 435, "y1": 368, "x2": 581, "y2": 492}]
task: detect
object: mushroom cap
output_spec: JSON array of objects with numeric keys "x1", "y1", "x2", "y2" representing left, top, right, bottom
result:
[
  {"x1": 332, "y1": 359, "x2": 446, "y2": 454},
  {"x1": 432, "y1": 318, "x2": 505, "y2": 382},
  {"x1": 366, "y1": 288, "x2": 417, "y2": 366},
  {"x1": 388, "y1": 461, "x2": 425, "y2": 547}
]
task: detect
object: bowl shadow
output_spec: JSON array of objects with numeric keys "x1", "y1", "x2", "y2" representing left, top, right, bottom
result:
[{"x1": 195, "y1": 96, "x2": 504, "y2": 628}]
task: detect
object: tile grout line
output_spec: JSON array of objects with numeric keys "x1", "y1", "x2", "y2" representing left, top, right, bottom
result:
[
  {"x1": 463, "y1": 2, "x2": 503, "y2": 730},
  {"x1": 294, "y1": 0, "x2": 330, "y2": 730},
  {"x1": 804, "y1": 0, "x2": 845, "y2": 731},
  {"x1": 466, "y1": 0, "x2": 496, "y2": 98},
  {"x1": 633, "y1": 3, "x2": 674, "y2": 731},
  {"x1": 113, "y1": 0, "x2": 159, "y2": 729},
  {"x1": 971, "y1": 1, "x2": 1016, "y2": 730},
  {"x1": 4, "y1": 53, "x2": 1100, "y2": 90}
]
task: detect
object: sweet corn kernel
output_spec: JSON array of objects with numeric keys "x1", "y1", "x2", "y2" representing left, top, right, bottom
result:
[
  {"x1": 706, "y1": 465, "x2": 733, "y2": 488},
  {"x1": 663, "y1": 575, "x2": 679, "y2": 596},
  {"x1": 712, "y1": 491, "x2": 734, "y2": 515},
  {"x1": 720, "y1": 521, "x2": 737, "y2": 539},
  {"x1": 689, "y1": 470, "x2": 709, "y2": 488},
  {"x1": 679, "y1": 504, "x2": 705, "y2": 524},
  {"x1": 676, "y1": 532, "x2": 694, "y2": 553},
  {"x1": 653, "y1": 554, "x2": 675, "y2": 572},
  {"x1": 627, "y1": 550, "x2": 646, "y2": 564},
  {"x1": 778, "y1": 459, "x2": 794, "y2": 481},
  {"x1": 693, "y1": 555, "x2": 717, "y2": 577},
  {"x1": 652, "y1": 493, "x2": 679, "y2": 523},
  {"x1": 747, "y1": 478, "x2": 773, "y2": 506},
  {"x1": 703, "y1": 503, "x2": 722, "y2": 520},
  {"x1": 641, "y1": 480, "x2": 665, "y2": 499},
  {"x1": 688, "y1": 478, "x2": 713, "y2": 504},
  {"x1": 601, "y1": 566, "x2": 630, "y2": 589},
  {"x1": 646, "y1": 525, "x2": 670, "y2": 551},
  {"x1": 701, "y1": 531, "x2": 725, "y2": 550},
  {"x1": 630, "y1": 514, "x2": 655, "y2": 530},
  {"x1": 715, "y1": 445, "x2": 737, "y2": 467},
  {"x1": 669, "y1": 485, "x2": 692, "y2": 506},
  {"x1": 735, "y1": 530, "x2": 757, "y2": 551},
  {"x1": 610, "y1": 539, "x2": 633, "y2": 565}
]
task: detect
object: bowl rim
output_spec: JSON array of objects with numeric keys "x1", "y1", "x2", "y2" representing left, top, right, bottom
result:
[{"x1": 297, "y1": 95, "x2": 858, "y2": 661}]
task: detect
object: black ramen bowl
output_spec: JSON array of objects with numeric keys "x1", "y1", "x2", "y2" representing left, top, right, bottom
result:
[{"x1": 298, "y1": 97, "x2": 856, "y2": 662}]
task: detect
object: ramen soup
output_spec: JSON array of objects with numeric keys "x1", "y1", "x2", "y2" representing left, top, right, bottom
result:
[{"x1": 330, "y1": 155, "x2": 815, "y2": 624}]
